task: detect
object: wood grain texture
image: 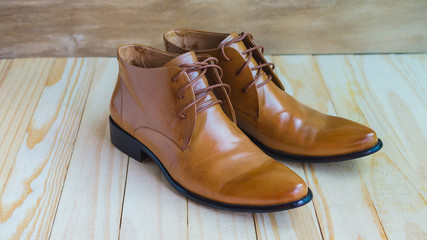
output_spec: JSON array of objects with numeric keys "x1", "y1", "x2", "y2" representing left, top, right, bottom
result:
[
  {"x1": 1, "y1": 54, "x2": 426, "y2": 239},
  {"x1": 49, "y1": 58, "x2": 128, "y2": 240},
  {"x1": 0, "y1": 0, "x2": 426, "y2": 58},
  {"x1": 314, "y1": 54, "x2": 427, "y2": 240},
  {"x1": 273, "y1": 55, "x2": 388, "y2": 239},
  {"x1": 119, "y1": 160, "x2": 187, "y2": 240},
  {"x1": 188, "y1": 202, "x2": 257, "y2": 240},
  {"x1": 0, "y1": 58, "x2": 97, "y2": 239},
  {"x1": 0, "y1": 58, "x2": 54, "y2": 195},
  {"x1": 254, "y1": 163, "x2": 322, "y2": 240}
]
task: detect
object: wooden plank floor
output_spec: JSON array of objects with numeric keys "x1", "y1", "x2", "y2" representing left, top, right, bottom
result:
[{"x1": 0, "y1": 55, "x2": 426, "y2": 240}]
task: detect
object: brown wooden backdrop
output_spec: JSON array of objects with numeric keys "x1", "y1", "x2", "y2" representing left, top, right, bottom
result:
[{"x1": 1, "y1": 0, "x2": 426, "y2": 58}]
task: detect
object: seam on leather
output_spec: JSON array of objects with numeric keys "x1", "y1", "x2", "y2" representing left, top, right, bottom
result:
[{"x1": 133, "y1": 126, "x2": 185, "y2": 151}]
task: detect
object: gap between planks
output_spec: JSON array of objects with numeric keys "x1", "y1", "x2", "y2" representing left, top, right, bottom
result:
[{"x1": 1, "y1": 55, "x2": 426, "y2": 240}]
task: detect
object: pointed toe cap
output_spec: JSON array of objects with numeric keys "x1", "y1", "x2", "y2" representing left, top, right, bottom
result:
[
  {"x1": 314, "y1": 116, "x2": 379, "y2": 156},
  {"x1": 220, "y1": 160, "x2": 309, "y2": 206},
  {"x1": 361, "y1": 127, "x2": 378, "y2": 148},
  {"x1": 336, "y1": 117, "x2": 379, "y2": 151}
]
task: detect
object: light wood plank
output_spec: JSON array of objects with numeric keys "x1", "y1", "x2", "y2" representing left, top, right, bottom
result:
[
  {"x1": 253, "y1": 57, "x2": 323, "y2": 239},
  {"x1": 187, "y1": 201, "x2": 256, "y2": 240},
  {"x1": 49, "y1": 58, "x2": 128, "y2": 240},
  {"x1": 1, "y1": 54, "x2": 425, "y2": 239},
  {"x1": 271, "y1": 55, "x2": 387, "y2": 239},
  {"x1": 0, "y1": 58, "x2": 97, "y2": 239},
  {"x1": 0, "y1": 59, "x2": 12, "y2": 84},
  {"x1": 0, "y1": 0, "x2": 426, "y2": 57},
  {"x1": 393, "y1": 54, "x2": 427, "y2": 94},
  {"x1": 314, "y1": 54, "x2": 427, "y2": 240},
  {"x1": 0, "y1": 58, "x2": 54, "y2": 192},
  {"x1": 119, "y1": 160, "x2": 187, "y2": 240},
  {"x1": 254, "y1": 162, "x2": 322, "y2": 240}
]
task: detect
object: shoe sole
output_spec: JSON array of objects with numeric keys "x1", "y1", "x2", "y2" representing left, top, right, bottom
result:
[
  {"x1": 109, "y1": 116, "x2": 313, "y2": 213},
  {"x1": 245, "y1": 132, "x2": 383, "y2": 163}
]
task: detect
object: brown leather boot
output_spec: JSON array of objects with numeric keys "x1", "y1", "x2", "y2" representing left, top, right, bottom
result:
[
  {"x1": 109, "y1": 44, "x2": 312, "y2": 212},
  {"x1": 163, "y1": 29, "x2": 382, "y2": 162}
]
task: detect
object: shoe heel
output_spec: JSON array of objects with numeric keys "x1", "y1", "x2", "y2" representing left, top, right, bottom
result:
[{"x1": 109, "y1": 116, "x2": 149, "y2": 162}]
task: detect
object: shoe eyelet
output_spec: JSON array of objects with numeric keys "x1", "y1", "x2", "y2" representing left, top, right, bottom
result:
[
  {"x1": 177, "y1": 95, "x2": 184, "y2": 99},
  {"x1": 180, "y1": 114, "x2": 186, "y2": 119}
]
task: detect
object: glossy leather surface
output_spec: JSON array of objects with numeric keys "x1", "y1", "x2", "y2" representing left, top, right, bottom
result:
[
  {"x1": 164, "y1": 29, "x2": 379, "y2": 157},
  {"x1": 110, "y1": 44, "x2": 308, "y2": 205}
]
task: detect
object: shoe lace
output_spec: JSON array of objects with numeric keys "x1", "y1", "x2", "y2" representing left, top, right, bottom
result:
[
  {"x1": 172, "y1": 57, "x2": 230, "y2": 119},
  {"x1": 219, "y1": 32, "x2": 275, "y2": 94}
]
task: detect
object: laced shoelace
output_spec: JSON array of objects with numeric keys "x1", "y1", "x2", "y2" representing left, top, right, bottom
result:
[
  {"x1": 172, "y1": 57, "x2": 230, "y2": 119},
  {"x1": 219, "y1": 32, "x2": 275, "y2": 93}
]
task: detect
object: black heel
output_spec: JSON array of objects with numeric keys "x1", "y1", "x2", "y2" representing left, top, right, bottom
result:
[{"x1": 109, "y1": 116, "x2": 149, "y2": 162}]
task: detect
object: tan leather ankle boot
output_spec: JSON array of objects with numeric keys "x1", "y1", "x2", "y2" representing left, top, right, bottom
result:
[
  {"x1": 109, "y1": 44, "x2": 312, "y2": 212},
  {"x1": 163, "y1": 29, "x2": 382, "y2": 162}
]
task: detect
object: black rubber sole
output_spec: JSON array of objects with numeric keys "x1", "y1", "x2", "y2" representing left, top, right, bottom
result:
[
  {"x1": 109, "y1": 116, "x2": 313, "y2": 212},
  {"x1": 245, "y1": 132, "x2": 383, "y2": 163}
]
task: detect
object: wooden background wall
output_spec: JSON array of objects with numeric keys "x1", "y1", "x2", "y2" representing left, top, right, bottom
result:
[{"x1": 0, "y1": 0, "x2": 426, "y2": 58}]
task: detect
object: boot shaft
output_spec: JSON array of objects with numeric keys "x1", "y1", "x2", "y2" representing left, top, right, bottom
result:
[
  {"x1": 164, "y1": 29, "x2": 284, "y2": 119},
  {"x1": 110, "y1": 44, "x2": 234, "y2": 149}
]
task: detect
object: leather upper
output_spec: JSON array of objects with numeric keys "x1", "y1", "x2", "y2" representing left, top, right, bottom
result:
[
  {"x1": 164, "y1": 29, "x2": 379, "y2": 157},
  {"x1": 110, "y1": 44, "x2": 308, "y2": 205}
]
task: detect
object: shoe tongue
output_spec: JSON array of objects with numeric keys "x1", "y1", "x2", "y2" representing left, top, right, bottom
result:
[
  {"x1": 163, "y1": 51, "x2": 216, "y2": 104},
  {"x1": 219, "y1": 32, "x2": 269, "y2": 86}
]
